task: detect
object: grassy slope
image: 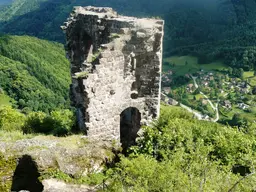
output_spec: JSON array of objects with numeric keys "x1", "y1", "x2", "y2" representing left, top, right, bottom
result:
[
  {"x1": 0, "y1": 35, "x2": 71, "y2": 112},
  {"x1": 163, "y1": 55, "x2": 226, "y2": 75},
  {"x1": 243, "y1": 72, "x2": 256, "y2": 86}
]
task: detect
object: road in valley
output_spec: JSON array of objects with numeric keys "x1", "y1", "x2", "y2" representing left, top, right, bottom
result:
[
  {"x1": 190, "y1": 75, "x2": 219, "y2": 122},
  {"x1": 179, "y1": 103, "x2": 204, "y2": 120},
  {"x1": 161, "y1": 93, "x2": 206, "y2": 121}
]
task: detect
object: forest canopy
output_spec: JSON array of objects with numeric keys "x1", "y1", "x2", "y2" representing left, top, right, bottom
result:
[{"x1": 0, "y1": 35, "x2": 71, "y2": 113}]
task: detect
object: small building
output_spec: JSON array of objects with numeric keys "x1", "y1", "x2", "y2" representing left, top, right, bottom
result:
[
  {"x1": 187, "y1": 84, "x2": 194, "y2": 93},
  {"x1": 223, "y1": 100, "x2": 232, "y2": 109},
  {"x1": 238, "y1": 103, "x2": 250, "y2": 110},
  {"x1": 202, "y1": 81, "x2": 209, "y2": 87},
  {"x1": 163, "y1": 87, "x2": 171, "y2": 95},
  {"x1": 187, "y1": 84, "x2": 194, "y2": 88},
  {"x1": 240, "y1": 88, "x2": 249, "y2": 94},
  {"x1": 161, "y1": 93, "x2": 169, "y2": 103},
  {"x1": 202, "y1": 114, "x2": 210, "y2": 120},
  {"x1": 228, "y1": 84, "x2": 234, "y2": 89},
  {"x1": 168, "y1": 98, "x2": 179, "y2": 106},
  {"x1": 201, "y1": 99, "x2": 208, "y2": 105}
]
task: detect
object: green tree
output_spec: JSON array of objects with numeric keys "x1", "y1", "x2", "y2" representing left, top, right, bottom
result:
[
  {"x1": 106, "y1": 106, "x2": 256, "y2": 191},
  {"x1": 50, "y1": 109, "x2": 75, "y2": 136},
  {"x1": 0, "y1": 106, "x2": 25, "y2": 131}
]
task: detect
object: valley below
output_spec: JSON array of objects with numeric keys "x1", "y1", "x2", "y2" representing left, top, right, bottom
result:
[
  {"x1": 1, "y1": 0, "x2": 256, "y2": 191},
  {"x1": 161, "y1": 55, "x2": 256, "y2": 125}
]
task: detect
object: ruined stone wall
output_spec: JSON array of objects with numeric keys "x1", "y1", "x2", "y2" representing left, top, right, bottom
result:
[{"x1": 62, "y1": 6, "x2": 164, "y2": 141}]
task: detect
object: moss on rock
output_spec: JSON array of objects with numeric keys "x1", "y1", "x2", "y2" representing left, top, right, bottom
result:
[{"x1": 0, "y1": 153, "x2": 16, "y2": 192}]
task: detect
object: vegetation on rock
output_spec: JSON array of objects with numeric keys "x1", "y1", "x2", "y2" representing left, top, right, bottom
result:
[{"x1": 0, "y1": 153, "x2": 16, "y2": 192}]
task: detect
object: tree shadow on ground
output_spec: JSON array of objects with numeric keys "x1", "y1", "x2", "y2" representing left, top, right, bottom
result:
[{"x1": 11, "y1": 155, "x2": 43, "y2": 192}]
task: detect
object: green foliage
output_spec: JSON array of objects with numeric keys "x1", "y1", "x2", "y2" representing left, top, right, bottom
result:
[
  {"x1": 40, "y1": 167, "x2": 105, "y2": 186},
  {"x1": 105, "y1": 105, "x2": 256, "y2": 191},
  {"x1": 0, "y1": 35, "x2": 71, "y2": 112},
  {"x1": 107, "y1": 154, "x2": 256, "y2": 192},
  {"x1": 91, "y1": 48, "x2": 102, "y2": 62},
  {"x1": 22, "y1": 109, "x2": 75, "y2": 136},
  {"x1": 109, "y1": 33, "x2": 120, "y2": 39},
  {"x1": 0, "y1": 0, "x2": 48, "y2": 21},
  {"x1": 0, "y1": 106, "x2": 25, "y2": 131},
  {"x1": 0, "y1": 153, "x2": 16, "y2": 192},
  {"x1": 0, "y1": 93, "x2": 12, "y2": 106},
  {"x1": 0, "y1": 130, "x2": 35, "y2": 142},
  {"x1": 171, "y1": 75, "x2": 190, "y2": 87},
  {"x1": 22, "y1": 111, "x2": 52, "y2": 134},
  {"x1": 132, "y1": 106, "x2": 256, "y2": 165},
  {"x1": 73, "y1": 71, "x2": 88, "y2": 79},
  {"x1": 106, "y1": 155, "x2": 174, "y2": 191},
  {"x1": 50, "y1": 109, "x2": 75, "y2": 136}
]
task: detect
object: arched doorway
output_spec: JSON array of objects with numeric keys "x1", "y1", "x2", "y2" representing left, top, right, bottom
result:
[{"x1": 120, "y1": 107, "x2": 141, "y2": 151}]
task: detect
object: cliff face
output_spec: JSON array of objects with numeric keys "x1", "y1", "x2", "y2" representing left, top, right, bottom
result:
[{"x1": 62, "y1": 6, "x2": 164, "y2": 146}]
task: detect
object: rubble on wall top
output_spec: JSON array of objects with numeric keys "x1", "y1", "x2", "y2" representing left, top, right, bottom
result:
[
  {"x1": 73, "y1": 6, "x2": 118, "y2": 18},
  {"x1": 71, "y1": 6, "x2": 164, "y2": 24}
]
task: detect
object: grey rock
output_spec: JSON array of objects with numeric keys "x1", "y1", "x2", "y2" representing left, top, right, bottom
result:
[{"x1": 42, "y1": 179, "x2": 96, "y2": 192}]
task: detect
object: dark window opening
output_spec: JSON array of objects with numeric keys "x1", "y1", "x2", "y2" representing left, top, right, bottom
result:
[{"x1": 71, "y1": 29, "x2": 93, "y2": 73}]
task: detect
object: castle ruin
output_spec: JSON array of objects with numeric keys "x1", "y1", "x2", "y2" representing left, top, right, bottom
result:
[{"x1": 62, "y1": 6, "x2": 164, "y2": 148}]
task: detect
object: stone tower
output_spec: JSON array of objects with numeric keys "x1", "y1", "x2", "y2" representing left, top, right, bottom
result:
[{"x1": 62, "y1": 6, "x2": 164, "y2": 147}]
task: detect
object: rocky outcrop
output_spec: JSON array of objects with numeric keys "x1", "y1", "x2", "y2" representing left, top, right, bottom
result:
[
  {"x1": 62, "y1": 6, "x2": 164, "y2": 144},
  {"x1": 0, "y1": 135, "x2": 113, "y2": 175},
  {"x1": 0, "y1": 135, "x2": 114, "y2": 192},
  {"x1": 43, "y1": 179, "x2": 95, "y2": 192}
]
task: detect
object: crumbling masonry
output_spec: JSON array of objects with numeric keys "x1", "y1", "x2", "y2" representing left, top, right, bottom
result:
[{"x1": 62, "y1": 6, "x2": 164, "y2": 147}]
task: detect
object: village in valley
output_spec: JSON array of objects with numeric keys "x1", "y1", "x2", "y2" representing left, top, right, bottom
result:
[{"x1": 161, "y1": 56, "x2": 256, "y2": 123}]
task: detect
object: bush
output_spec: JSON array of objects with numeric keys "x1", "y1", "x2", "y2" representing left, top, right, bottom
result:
[
  {"x1": 131, "y1": 105, "x2": 256, "y2": 166},
  {"x1": 22, "y1": 112, "x2": 53, "y2": 134},
  {"x1": 50, "y1": 109, "x2": 75, "y2": 136},
  {"x1": 106, "y1": 106, "x2": 256, "y2": 191},
  {"x1": 0, "y1": 106, "x2": 25, "y2": 131},
  {"x1": 22, "y1": 109, "x2": 75, "y2": 136},
  {"x1": 107, "y1": 154, "x2": 256, "y2": 192}
]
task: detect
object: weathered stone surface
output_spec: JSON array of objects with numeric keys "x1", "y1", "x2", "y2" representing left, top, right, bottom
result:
[
  {"x1": 43, "y1": 179, "x2": 96, "y2": 192},
  {"x1": 0, "y1": 135, "x2": 114, "y2": 192},
  {"x1": 63, "y1": 6, "x2": 164, "y2": 144},
  {"x1": 0, "y1": 135, "x2": 113, "y2": 176}
]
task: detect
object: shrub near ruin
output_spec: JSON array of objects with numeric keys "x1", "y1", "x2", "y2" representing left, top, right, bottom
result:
[
  {"x1": 0, "y1": 106, "x2": 25, "y2": 131},
  {"x1": 22, "y1": 110, "x2": 75, "y2": 136}
]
